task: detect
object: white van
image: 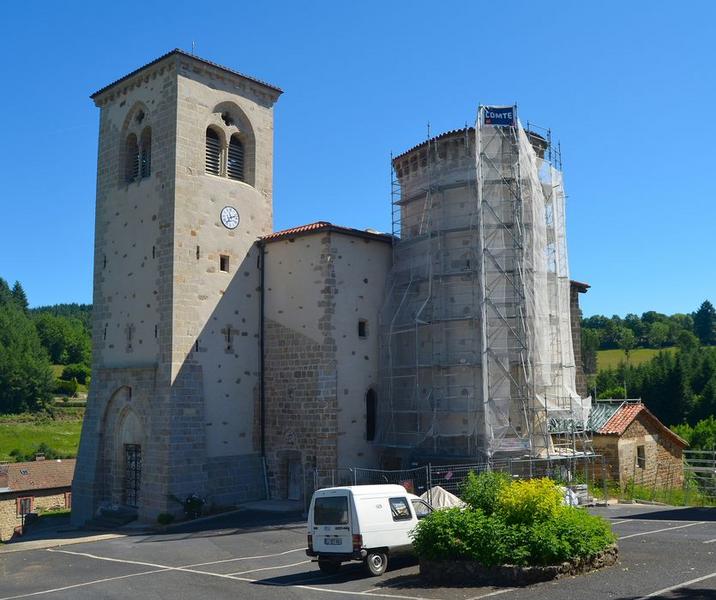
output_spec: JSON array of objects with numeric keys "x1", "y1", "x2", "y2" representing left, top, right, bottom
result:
[{"x1": 306, "y1": 484, "x2": 433, "y2": 576}]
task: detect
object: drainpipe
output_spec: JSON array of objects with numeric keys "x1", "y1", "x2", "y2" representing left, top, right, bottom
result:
[{"x1": 259, "y1": 241, "x2": 266, "y2": 458}]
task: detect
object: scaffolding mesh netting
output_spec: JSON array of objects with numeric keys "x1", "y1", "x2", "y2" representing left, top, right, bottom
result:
[{"x1": 378, "y1": 108, "x2": 591, "y2": 460}]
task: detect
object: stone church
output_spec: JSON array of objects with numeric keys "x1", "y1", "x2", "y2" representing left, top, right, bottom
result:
[{"x1": 72, "y1": 50, "x2": 588, "y2": 525}]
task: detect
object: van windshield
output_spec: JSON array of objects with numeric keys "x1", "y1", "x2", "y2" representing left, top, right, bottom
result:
[{"x1": 314, "y1": 496, "x2": 349, "y2": 525}]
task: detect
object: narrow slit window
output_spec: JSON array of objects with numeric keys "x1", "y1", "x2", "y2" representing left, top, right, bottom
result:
[
  {"x1": 227, "y1": 135, "x2": 244, "y2": 181},
  {"x1": 125, "y1": 134, "x2": 139, "y2": 183},
  {"x1": 366, "y1": 389, "x2": 377, "y2": 441},
  {"x1": 358, "y1": 319, "x2": 368, "y2": 338},
  {"x1": 220, "y1": 255, "x2": 230, "y2": 272},
  {"x1": 205, "y1": 128, "x2": 221, "y2": 175}
]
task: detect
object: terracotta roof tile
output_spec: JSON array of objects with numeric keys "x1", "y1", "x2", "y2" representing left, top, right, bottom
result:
[
  {"x1": 260, "y1": 221, "x2": 393, "y2": 244},
  {"x1": 598, "y1": 403, "x2": 644, "y2": 435},
  {"x1": 596, "y1": 403, "x2": 688, "y2": 447},
  {"x1": 0, "y1": 459, "x2": 75, "y2": 493}
]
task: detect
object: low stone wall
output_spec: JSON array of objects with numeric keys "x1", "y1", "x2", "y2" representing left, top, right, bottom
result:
[{"x1": 420, "y1": 545, "x2": 619, "y2": 586}]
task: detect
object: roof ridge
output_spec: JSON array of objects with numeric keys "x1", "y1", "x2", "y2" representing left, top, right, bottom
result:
[{"x1": 91, "y1": 49, "x2": 282, "y2": 100}]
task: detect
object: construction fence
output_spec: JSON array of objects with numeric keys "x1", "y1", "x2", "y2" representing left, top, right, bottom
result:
[
  {"x1": 310, "y1": 452, "x2": 716, "y2": 511},
  {"x1": 312, "y1": 455, "x2": 607, "y2": 509}
]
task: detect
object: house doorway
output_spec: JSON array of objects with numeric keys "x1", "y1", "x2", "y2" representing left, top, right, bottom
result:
[{"x1": 123, "y1": 444, "x2": 142, "y2": 507}]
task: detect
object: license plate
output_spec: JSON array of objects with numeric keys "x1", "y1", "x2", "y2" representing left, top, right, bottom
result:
[{"x1": 324, "y1": 538, "x2": 342, "y2": 545}]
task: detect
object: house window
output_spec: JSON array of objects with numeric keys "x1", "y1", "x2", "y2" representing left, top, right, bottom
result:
[
  {"x1": 227, "y1": 135, "x2": 245, "y2": 181},
  {"x1": 366, "y1": 388, "x2": 377, "y2": 442},
  {"x1": 637, "y1": 445, "x2": 646, "y2": 469},
  {"x1": 205, "y1": 127, "x2": 222, "y2": 175},
  {"x1": 358, "y1": 319, "x2": 368, "y2": 338},
  {"x1": 389, "y1": 497, "x2": 412, "y2": 521},
  {"x1": 17, "y1": 497, "x2": 33, "y2": 516},
  {"x1": 220, "y1": 255, "x2": 230, "y2": 272}
]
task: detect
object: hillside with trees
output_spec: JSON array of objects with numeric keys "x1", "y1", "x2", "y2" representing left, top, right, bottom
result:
[
  {"x1": 0, "y1": 278, "x2": 91, "y2": 415},
  {"x1": 582, "y1": 300, "x2": 716, "y2": 449}
]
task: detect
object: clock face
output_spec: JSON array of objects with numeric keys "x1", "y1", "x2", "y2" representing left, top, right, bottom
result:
[{"x1": 220, "y1": 206, "x2": 240, "y2": 230}]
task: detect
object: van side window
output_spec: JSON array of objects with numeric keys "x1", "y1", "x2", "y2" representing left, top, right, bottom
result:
[{"x1": 389, "y1": 497, "x2": 412, "y2": 521}]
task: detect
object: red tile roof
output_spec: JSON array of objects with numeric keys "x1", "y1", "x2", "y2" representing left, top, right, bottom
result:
[
  {"x1": 0, "y1": 459, "x2": 75, "y2": 493},
  {"x1": 91, "y1": 49, "x2": 282, "y2": 100},
  {"x1": 260, "y1": 221, "x2": 393, "y2": 244},
  {"x1": 598, "y1": 403, "x2": 644, "y2": 435},
  {"x1": 596, "y1": 403, "x2": 688, "y2": 447}
]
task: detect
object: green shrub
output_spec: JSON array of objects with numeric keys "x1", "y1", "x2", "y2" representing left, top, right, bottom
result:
[
  {"x1": 60, "y1": 364, "x2": 90, "y2": 385},
  {"x1": 459, "y1": 470, "x2": 511, "y2": 515},
  {"x1": 157, "y1": 513, "x2": 175, "y2": 525},
  {"x1": 54, "y1": 378, "x2": 78, "y2": 397},
  {"x1": 412, "y1": 474, "x2": 616, "y2": 567},
  {"x1": 497, "y1": 478, "x2": 563, "y2": 525}
]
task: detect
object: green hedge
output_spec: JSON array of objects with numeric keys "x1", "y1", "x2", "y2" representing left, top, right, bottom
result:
[{"x1": 411, "y1": 473, "x2": 616, "y2": 567}]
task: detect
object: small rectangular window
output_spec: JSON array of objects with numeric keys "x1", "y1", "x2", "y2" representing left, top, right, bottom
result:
[
  {"x1": 358, "y1": 319, "x2": 368, "y2": 338},
  {"x1": 220, "y1": 255, "x2": 230, "y2": 272},
  {"x1": 17, "y1": 497, "x2": 33, "y2": 516},
  {"x1": 389, "y1": 497, "x2": 412, "y2": 521},
  {"x1": 636, "y1": 445, "x2": 646, "y2": 469}
]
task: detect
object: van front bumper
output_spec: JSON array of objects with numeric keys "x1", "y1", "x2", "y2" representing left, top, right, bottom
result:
[{"x1": 306, "y1": 549, "x2": 367, "y2": 561}]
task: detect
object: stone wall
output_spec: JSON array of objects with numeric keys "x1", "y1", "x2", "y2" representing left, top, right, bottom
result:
[
  {"x1": 0, "y1": 490, "x2": 69, "y2": 542},
  {"x1": 263, "y1": 319, "x2": 338, "y2": 501},
  {"x1": 595, "y1": 412, "x2": 685, "y2": 490}
]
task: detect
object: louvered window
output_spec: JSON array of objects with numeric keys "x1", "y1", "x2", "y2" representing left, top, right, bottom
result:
[
  {"x1": 227, "y1": 135, "x2": 244, "y2": 181},
  {"x1": 140, "y1": 128, "x2": 151, "y2": 178},
  {"x1": 205, "y1": 128, "x2": 221, "y2": 175},
  {"x1": 125, "y1": 134, "x2": 139, "y2": 183}
]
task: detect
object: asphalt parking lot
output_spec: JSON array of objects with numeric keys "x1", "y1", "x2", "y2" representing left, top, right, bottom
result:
[{"x1": 1, "y1": 504, "x2": 715, "y2": 600}]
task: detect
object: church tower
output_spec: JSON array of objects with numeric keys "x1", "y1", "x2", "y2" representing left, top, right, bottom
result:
[{"x1": 72, "y1": 50, "x2": 282, "y2": 524}]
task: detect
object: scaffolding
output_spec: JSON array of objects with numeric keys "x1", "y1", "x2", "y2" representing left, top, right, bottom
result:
[{"x1": 379, "y1": 106, "x2": 591, "y2": 462}]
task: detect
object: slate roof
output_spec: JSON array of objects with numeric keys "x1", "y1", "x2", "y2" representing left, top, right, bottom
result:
[
  {"x1": 0, "y1": 459, "x2": 75, "y2": 494},
  {"x1": 260, "y1": 221, "x2": 393, "y2": 244},
  {"x1": 91, "y1": 48, "x2": 282, "y2": 99}
]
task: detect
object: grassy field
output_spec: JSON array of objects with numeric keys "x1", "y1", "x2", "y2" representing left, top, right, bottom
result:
[
  {"x1": 0, "y1": 418, "x2": 82, "y2": 462},
  {"x1": 596, "y1": 346, "x2": 677, "y2": 370}
]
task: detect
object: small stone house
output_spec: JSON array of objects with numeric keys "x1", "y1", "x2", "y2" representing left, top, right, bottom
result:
[
  {"x1": 0, "y1": 458, "x2": 75, "y2": 541},
  {"x1": 591, "y1": 401, "x2": 687, "y2": 490}
]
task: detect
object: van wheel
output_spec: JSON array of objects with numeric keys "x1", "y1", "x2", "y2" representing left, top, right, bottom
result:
[
  {"x1": 365, "y1": 551, "x2": 388, "y2": 576},
  {"x1": 318, "y1": 560, "x2": 341, "y2": 575}
]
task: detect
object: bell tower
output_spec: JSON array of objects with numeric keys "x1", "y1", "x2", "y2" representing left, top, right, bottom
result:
[{"x1": 72, "y1": 50, "x2": 282, "y2": 524}]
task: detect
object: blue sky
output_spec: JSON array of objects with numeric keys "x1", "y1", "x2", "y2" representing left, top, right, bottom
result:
[{"x1": 1, "y1": 1, "x2": 714, "y2": 317}]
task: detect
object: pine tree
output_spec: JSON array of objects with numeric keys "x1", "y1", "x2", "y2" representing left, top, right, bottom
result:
[
  {"x1": 694, "y1": 300, "x2": 716, "y2": 346},
  {"x1": 11, "y1": 281, "x2": 29, "y2": 312}
]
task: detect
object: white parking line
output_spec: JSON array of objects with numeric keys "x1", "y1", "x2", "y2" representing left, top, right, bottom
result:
[
  {"x1": 635, "y1": 570, "x2": 716, "y2": 598},
  {"x1": 465, "y1": 590, "x2": 516, "y2": 600},
  {"x1": 44, "y1": 548, "x2": 436, "y2": 600},
  {"x1": 0, "y1": 568, "x2": 170, "y2": 600},
  {"x1": 181, "y1": 546, "x2": 306, "y2": 568},
  {"x1": 618, "y1": 521, "x2": 705, "y2": 539},
  {"x1": 229, "y1": 559, "x2": 311, "y2": 576},
  {"x1": 610, "y1": 519, "x2": 631, "y2": 525},
  {"x1": 704, "y1": 538, "x2": 716, "y2": 544}
]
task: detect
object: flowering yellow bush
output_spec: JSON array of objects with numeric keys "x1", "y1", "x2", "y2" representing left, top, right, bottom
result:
[{"x1": 497, "y1": 478, "x2": 563, "y2": 525}]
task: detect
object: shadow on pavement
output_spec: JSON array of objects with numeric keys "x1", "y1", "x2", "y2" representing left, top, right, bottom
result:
[{"x1": 621, "y1": 506, "x2": 716, "y2": 522}]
